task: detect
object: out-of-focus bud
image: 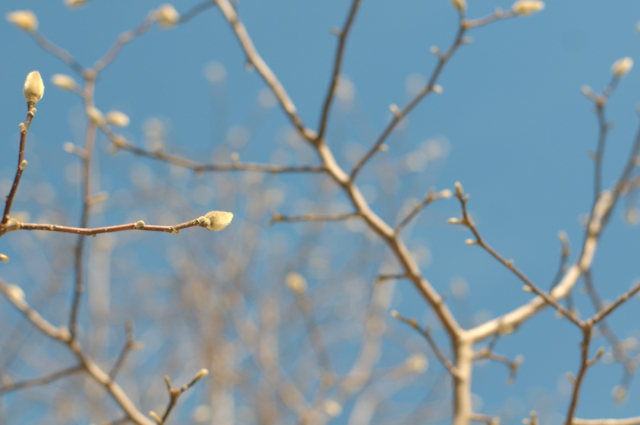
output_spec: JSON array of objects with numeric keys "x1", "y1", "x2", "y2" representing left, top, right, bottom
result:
[
  {"x1": 0, "y1": 253, "x2": 9, "y2": 263},
  {"x1": 23, "y1": 71, "x2": 44, "y2": 104},
  {"x1": 204, "y1": 211, "x2": 233, "y2": 231},
  {"x1": 194, "y1": 369, "x2": 209, "y2": 380},
  {"x1": 6, "y1": 284, "x2": 25, "y2": 303},
  {"x1": 405, "y1": 353, "x2": 428, "y2": 373},
  {"x1": 87, "y1": 106, "x2": 105, "y2": 126},
  {"x1": 6, "y1": 10, "x2": 38, "y2": 32},
  {"x1": 157, "y1": 4, "x2": 179, "y2": 28},
  {"x1": 439, "y1": 189, "x2": 452, "y2": 198},
  {"x1": 285, "y1": 272, "x2": 307, "y2": 294},
  {"x1": 106, "y1": 111, "x2": 130, "y2": 127},
  {"x1": 611, "y1": 57, "x2": 633, "y2": 78},
  {"x1": 65, "y1": 0, "x2": 87, "y2": 8},
  {"x1": 450, "y1": 0, "x2": 467, "y2": 14},
  {"x1": 323, "y1": 400, "x2": 342, "y2": 418},
  {"x1": 512, "y1": 1, "x2": 545, "y2": 15},
  {"x1": 580, "y1": 85, "x2": 593, "y2": 98},
  {"x1": 51, "y1": 74, "x2": 77, "y2": 91}
]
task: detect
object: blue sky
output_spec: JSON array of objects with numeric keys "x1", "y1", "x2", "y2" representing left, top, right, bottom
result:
[{"x1": 1, "y1": 0, "x2": 640, "y2": 423}]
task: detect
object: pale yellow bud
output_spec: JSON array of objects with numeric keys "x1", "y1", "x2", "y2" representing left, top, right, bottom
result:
[
  {"x1": 433, "y1": 85, "x2": 443, "y2": 94},
  {"x1": 285, "y1": 272, "x2": 307, "y2": 294},
  {"x1": 611, "y1": 57, "x2": 633, "y2": 78},
  {"x1": 87, "y1": 106, "x2": 105, "y2": 126},
  {"x1": 405, "y1": 353, "x2": 428, "y2": 373},
  {"x1": 450, "y1": 0, "x2": 467, "y2": 13},
  {"x1": 204, "y1": 211, "x2": 233, "y2": 231},
  {"x1": 51, "y1": 74, "x2": 77, "y2": 91},
  {"x1": 323, "y1": 400, "x2": 342, "y2": 418},
  {"x1": 512, "y1": 1, "x2": 545, "y2": 15},
  {"x1": 194, "y1": 368, "x2": 209, "y2": 380},
  {"x1": 134, "y1": 220, "x2": 145, "y2": 229},
  {"x1": 6, "y1": 10, "x2": 38, "y2": 32},
  {"x1": 65, "y1": 0, "x2": 87, "y2": 8},
  {"x1": 439, "y1": 189, "x2": 452, "y2": 198},
  {"x1": 23, "y1": 71, "x2": 44, "y2": 104},
  {"x1": 157, "y1": 4, "x2": 179, "y2": 28},
  {"x1": 106, "y1": 111, "x2": 130, "y2": 127},
  {"x1": 0, "y1": 253, "x2": 9, "y2": 263}
]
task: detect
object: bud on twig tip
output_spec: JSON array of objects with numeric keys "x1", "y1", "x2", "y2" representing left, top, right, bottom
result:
[{"x1": 23, "y1": 71, "x2": 44, "y2": 104}]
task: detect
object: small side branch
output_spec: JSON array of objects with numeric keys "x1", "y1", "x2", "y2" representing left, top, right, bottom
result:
[
  {"x1": 109, "y1": 321, "x2": 143, "y2": 380},
  {"x1": 14, "y1": 218, "x2": 203, "y2": 236},
  {"x1": 316, "y1": 0, "x2": 363, "y2": 142},
  {"x1": 150, "y1": 370, "x2": 210, "y2": 424},
  {"x1": 269, "y1": 212, "x2": 360, "y2": 226},
  {"x1": 395, "y1": 188, "x2": 452, "y2": 234},
  {"x1": 390, "y1": 310, "x2": 460, "y2": 379},
  {"x1": 0, "y1": 365, "x2": 84, "y2": 395},
  {"x1": 449, "y1": 182, "x2": 580, "y2": 326}
]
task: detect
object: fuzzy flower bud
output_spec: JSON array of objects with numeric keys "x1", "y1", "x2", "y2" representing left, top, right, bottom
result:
[
  {"x1": 194, "y1": 368, "x2": 209, "y2": 380},
  {"x1": 106, "y1": 111, "x2": 130, "y2": 127},
  {"x1": 157, "y1": 4, "x2": 179, "y2": 28},
  {"x1": 611, "y1": 57, "x2": 633, "y2": 78},
  {"x1": 0, "y1": 253, "x2": 9, "y2": 263},
  {"x1": 23, "y1": 71, "x2": 44, "y2": 104},
  {"x1": 6, "y1": 10, "x2": 38, "y2": 32},
  {"x1": 512, "y1": 1, "x2": 545, "y2": 15},
  {"x1": 51, "y1": 74, "x2": 77, "y2": 91},
  {"x1": 450, "y1": 0, "x2": 467, "y2": 13},
  {"x1": 405, "y1": 353, "x2": 428, "y2": 373},
  {"x1": 204, "y1": 211, "x2": 233, "y2": 231},
  {"x1": 87, "y1": 106, "x2": 105, "y2": 126}
]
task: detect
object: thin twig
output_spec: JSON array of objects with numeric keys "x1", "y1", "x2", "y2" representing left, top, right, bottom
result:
[
  {"x1": 1, "y1": 103, "x2": 37, "y2": 229},
  {"x1": 0, "y1": 366, "x2": 84, "y2": 395},
  {"x1": 316, "y1": 0, "x2": 363, "y2": 142},
  {"x1": 15, "y1": 218, "x2": 202, "y2": 236},
  {"x1": 395, "y1": 188, "x2": 451, "y2": 234},
  {"x1": 452, "y1": 184, "x2": 580, "y2": 326},
  {"x1": 109, "y1": 321, "x2": 143, "y2": 380},
  {"x1": 214, "y1": 0, "x2": 317, "y2": 141},
  {"x1": 391, "y1": 310, "x2": 460, "y2": 378},
  {"x1": 153, "y1": 370, "x2": 210, "y2": 424},
  {"x1": 106, "y1": 130, "x2": 323, "y2": 174},
  {"x1": 31, "y1": 31, "x2": 86, "y2": 76},
  {"x1": 269, "y1": 212, "x2": 360, "y2": 226}
]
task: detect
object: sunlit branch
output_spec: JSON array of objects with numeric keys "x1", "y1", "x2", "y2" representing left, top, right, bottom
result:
[
  {"x1": 15, "y1": 218, "x2": 203, "y2": 236},
  {"x1": 316, "y1": 0, "x2": 363, "y2": 142},
  {"x1": 214, "y1": 0, "x2": 317, "y2": 142},
  {"x1": 451, "y1": 183, "x2": 580, "y2": 326},
  {"x1": 573, "y1": 417, "x2": 640, "y2": 425},
  {"x1": 151, "y1": 370, "x2": 209, "y2": 424},
  {"x1": 106, "y1": 130, "x2": 323, "y2": 173},
  {"x1": 351, "y1": 9, "x2": 515, "y2": 181},
  {"x1": 1, "y1": 104, "x2": 37, "y2": 231},
  {"x1": 0, "y1": 365, "x2": 83, "y2": 395},
  {"x1": 395, "y1": 188, "x2": 452, "y2": 234},
  {"x1": 391, "y1": 310, "x2": 460, "y2": 378}
]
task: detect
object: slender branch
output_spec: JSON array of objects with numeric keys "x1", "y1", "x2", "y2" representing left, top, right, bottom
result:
[
  {"x1": 106, "y1": 130, "x2": 323, "y2": 173},
  {"x1": 451, "y1": 183, "x2": 580, "y2": 326},
  {"x1": 316, "y1": 0, "x2": 363, "y2": 142},
  {"x1": 214, "y1": 0, "x2": 317, "y2": 141},
  {"x1": 573, "y1": 417, "x2": 640, "y2": 425},
  {"x1": 1, "y1": 103, "x2": 37, "y2": 229},
  {"x1": 269, "y1": 212, "x2": 360, "y2": 226},
  {"x1": 69, "y1": 77, "x2": 98, "y2": 341},
  {"x1": 0, "y1": 366, "x2": 84, "y2": 395},
  {"x1": 178, "y1": 0, "x2": 216, "y2": 25},
  {"x1": 591, "y1": 281, "x2": 640, "y2": 324},
  {"x1": 152, "y1": 370, "x2": 210, "y2": 424},
  {"x1": 390, "y1": 310, "x2": 460, "y2": 378},
  {"x1": 566, "y1": 323, "x2": 598, "y2": 425},
  {"x1": 92, "y1": 13, "x2": 157, "y2": 74},
  {"x1": 395, "y1": 188, "x2": 452, "y2": 234},
  {"x1": 14, "y1": 218, "x2": 202, "y2": 236},
  {"x1": 30, "y1": 31, "x2": 86, "y2": 76},
  {"x1": 109, "y1": 321, "x2": 143, "y2": 380}
]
